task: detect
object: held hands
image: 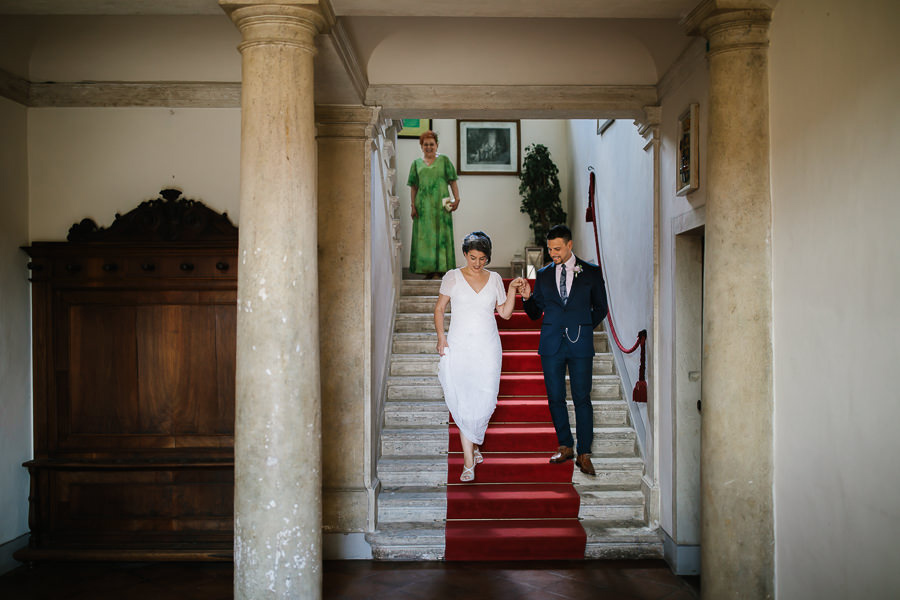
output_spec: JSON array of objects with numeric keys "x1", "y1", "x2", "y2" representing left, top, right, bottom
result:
[
  {"x1": 508, "y1": 277, "x2": 531, "y2": 298},
  {"x1": 517, "y1": 278, "x2": 532, "y2": 299}
]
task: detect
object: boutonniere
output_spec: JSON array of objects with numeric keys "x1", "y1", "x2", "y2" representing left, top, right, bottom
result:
[{"x1": 573, "y1": 264, "x2": 583, "y2": 278}]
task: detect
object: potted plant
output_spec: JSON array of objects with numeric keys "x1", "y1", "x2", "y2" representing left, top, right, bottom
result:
[{"x1": 518, "y1": 143, "x2": 566, "y2": 255}]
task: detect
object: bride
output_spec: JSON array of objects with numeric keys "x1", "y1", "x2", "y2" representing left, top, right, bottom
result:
[{"x1": 433, "y1": 232, "x2": 525, "y2": 482}]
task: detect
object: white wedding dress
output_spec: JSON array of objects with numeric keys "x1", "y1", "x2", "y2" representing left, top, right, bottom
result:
[{"x1": 438, "y1": 268, "x2": 506, "y2": 445}]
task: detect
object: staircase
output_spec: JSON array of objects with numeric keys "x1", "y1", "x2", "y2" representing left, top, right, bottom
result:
[{"x1": 366, "y1": 278, "x2": 662, "y2": 560}]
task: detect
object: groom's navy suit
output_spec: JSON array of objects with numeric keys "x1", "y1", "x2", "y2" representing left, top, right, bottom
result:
[{"x1": 523, "y1": 257, "x2": 608, "y2": 455}]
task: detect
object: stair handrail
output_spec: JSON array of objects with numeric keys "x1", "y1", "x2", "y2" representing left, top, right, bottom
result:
[{"x1": 585, "y1": 168, "x2": 648, "y2": 404}]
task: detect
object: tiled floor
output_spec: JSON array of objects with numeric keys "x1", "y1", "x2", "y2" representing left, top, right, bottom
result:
[{"x1": 0, "y1": 559, "x2": 699, "y2": 599}]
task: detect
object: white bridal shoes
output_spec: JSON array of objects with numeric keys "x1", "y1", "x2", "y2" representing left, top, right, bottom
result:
[
  {"x1": 460, "y1": 463, "x2": 476, "y2": 482},
  {"x1": 473, "y1": 447, "x2": 484, "y2": 464}
]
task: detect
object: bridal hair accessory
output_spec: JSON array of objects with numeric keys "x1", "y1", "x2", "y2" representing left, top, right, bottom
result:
[{"x1": 442, "y1": 197, "x2": 453, "y2": 212}]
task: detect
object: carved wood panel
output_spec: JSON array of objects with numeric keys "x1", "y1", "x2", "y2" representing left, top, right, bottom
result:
[{"x1": 19, "y1": 191, "x2": 239, "y2": 561}]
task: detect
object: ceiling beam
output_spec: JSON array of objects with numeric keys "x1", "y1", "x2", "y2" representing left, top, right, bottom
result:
[{"x1": 366, "y1": 84, "x2": 658, "y2": 120}]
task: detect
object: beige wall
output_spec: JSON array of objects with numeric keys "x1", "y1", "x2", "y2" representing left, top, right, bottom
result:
[
  {"x1": 397, "y1": 119, "x2": 568, "y2": 271},
  {"x1": 347, "y1": 17, "x2": 688, "y2": 86},
  {"x1": 770, "y1": 0, "x2": 900, "y2": 596},
  {"x1": 656, "y1": 41, "x2": 708, "y2": 567},
  {"x1": 28, "y1": 15, "x2": 240, "y2": 82},
  {"x1": 27, "y1": 107, "x2": 240, "y2": 241},
  {"x1": 0, "y1": 96, "x2": 32, "y2": 572}
]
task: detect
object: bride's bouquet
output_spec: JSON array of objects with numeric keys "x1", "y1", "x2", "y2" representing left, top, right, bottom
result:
[{"x1": 441, "y1": 197, "x2": 453, "y2": 212}]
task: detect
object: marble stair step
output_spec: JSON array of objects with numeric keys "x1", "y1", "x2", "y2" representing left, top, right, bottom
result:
[
  {"x1": 394, "y1": 314, "x2": 450, "y2": 333},
  {"x1": 576, "y1": 489, "x2": 646, "y2": 522},
  {"x1": 378, "y1": 456, "x2": 447, "y2": 487},
  {"x1": 377, "y1": 488, "x2": 446, "y2": 524},
  {"x1": 571, "y1": 456, "x2": 645, "y2": 489},
  {"x1": 386, "y1": 374, "x2": 622, "y2": 400},
  {"x1": 448, "y1": 424, "x2": 637, "y2": 456},
  {"x1": 400, "y1": 281, "x2": 443, "y2": 296},
  {"x1": 366, "y1": 521, "x2": 663, "y2": 561},
  {"x1": 381, "y1": 427, "x2": 448, "y2": 456},
  {"x1": 365, "y1": 522, "x2": 446, "y2": 561},
  {"x1": 384, "y1": 398, "x2": 628, "y2": 427},
  {"x1": 381, "y1": 426, "x2": 636, "y2": 457},
  {"x1": 391, "y1": 331, "x2": 609, "y2": 354},
  {"x1": 398, "y1": 296, "x2": 527, "y2": 313},
  {"x1": 389, "y1": 353, "x2": 613, "y2": 376},
  {"x1": 582, "y1": 522, "x2": 664, "y2": 559}
]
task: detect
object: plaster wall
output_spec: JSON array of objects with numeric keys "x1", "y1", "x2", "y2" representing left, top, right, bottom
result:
[
  {"x1": 26, "y1": 15, "x2": 240, "y2": 82},
  {"x1": 656, "y1": 49, "x2": 709, "y2": 553},
  {"x1": 396, "y1": 119, "x2": 568, "y2": 271},
  {"x1": 347, "y1": 17, "x2": 689, "y2": 86},
  {"x1": 566, "y1": 118, "x2": 654, "y2": 440},
  {"x1": 0, "y1": 96, "x2": 31, "y2": 573},
  {"x1": 27, "y1": 107, "x2": 240, "y2": 241},
  {"x1": 769, "y1": 0, "x2": 900, "y2": 596}
]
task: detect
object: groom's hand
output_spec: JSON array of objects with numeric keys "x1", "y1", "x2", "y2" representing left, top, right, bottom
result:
[{"x1": 519, "y1": 279, "x2": 532, "y2": 300}]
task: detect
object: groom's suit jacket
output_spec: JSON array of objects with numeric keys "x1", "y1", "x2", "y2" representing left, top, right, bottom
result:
[{"x1": 523, "y1": 257, "x2": 608, "y2": 357}]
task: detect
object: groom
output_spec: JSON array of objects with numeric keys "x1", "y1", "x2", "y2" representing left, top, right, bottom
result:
[{"x1": 521, "y1": 225, "x2": 608, "y2": 475}]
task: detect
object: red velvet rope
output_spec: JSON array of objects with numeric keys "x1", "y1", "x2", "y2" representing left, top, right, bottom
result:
[{"x1": 587, "y1": 170, "x2": 647, "y2": 401}]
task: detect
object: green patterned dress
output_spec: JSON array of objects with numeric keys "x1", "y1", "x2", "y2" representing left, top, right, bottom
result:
[{"x1": 407, "y1": 154, "x2": 458, "y2": 274}]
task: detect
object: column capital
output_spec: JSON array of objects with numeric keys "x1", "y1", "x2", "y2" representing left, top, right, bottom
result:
[
  {"x1": 682, "y1": 0, "x2": 774, "y2": 55},
  {"x1": 219, "y1": 0, "x2": 333, "y2": 53}
]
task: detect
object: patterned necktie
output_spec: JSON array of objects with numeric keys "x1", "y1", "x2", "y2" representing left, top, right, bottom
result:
[{"x1": 559, "y1": 263, "x2": 567, "y2": 305}]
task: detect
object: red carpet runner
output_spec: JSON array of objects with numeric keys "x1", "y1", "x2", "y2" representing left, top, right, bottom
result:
[{"x1": 444, "y1": 280, "x2": 586, "y2": 561}]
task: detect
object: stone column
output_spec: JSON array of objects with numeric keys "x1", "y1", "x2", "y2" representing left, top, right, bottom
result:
[
  {"x1": 683, "y1": 2, "x2": 775, "y2": 598},
  {"x1": 219, "y1": 2, "x2": 328, "y2": 597}
]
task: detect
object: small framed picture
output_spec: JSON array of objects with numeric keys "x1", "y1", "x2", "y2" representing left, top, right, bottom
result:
[
  {"x1": 676, "y1": 104, "x2": 699, "y2": 196},
  {"x1": 398, "y1": 118, "x2": 432, "y2": 139},
  {"x1": 457, "y1": 120, "x2": 521, "y2": 175}
]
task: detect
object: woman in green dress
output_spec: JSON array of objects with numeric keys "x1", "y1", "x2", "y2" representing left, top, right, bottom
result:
[{"x1": 408, "y1": 130, "x2": 461, "y2": 279}]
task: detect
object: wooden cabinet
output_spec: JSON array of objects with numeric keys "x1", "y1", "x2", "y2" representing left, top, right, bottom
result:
[{"x1": 18, "y1": 191, "x2": 238, "y2": 561}]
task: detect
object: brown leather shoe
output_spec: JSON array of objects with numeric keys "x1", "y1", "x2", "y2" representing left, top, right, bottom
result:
[
  {"x1": 549, "y1": 446, "x2": 574, "y2": 463},
  {"x1": 576, "y1": 453, "x2": 596, "y2": 476}
]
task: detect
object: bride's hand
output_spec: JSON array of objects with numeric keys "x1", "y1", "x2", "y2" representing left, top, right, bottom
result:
[{"x1": 437, "y1": 338, "x2": 449, "y2": 356}]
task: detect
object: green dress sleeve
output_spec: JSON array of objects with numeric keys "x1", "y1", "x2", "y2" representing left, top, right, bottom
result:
[{"x1": 443, "y1": 155, "x2": 458, "y2": 182}]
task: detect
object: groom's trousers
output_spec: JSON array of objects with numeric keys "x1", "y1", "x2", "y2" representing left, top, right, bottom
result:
[{"x1": 540, "y1": 341, "x2": 594, "y2": 456}]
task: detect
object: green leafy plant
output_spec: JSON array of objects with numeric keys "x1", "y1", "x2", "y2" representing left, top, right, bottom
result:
[{"x1": 518, "y1": 143, "x2": 566, "y2": 251}]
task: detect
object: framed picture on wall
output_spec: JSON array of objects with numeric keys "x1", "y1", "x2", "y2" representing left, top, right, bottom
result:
[
  {"x1": 676, "y1": 104, "x2": 699, "y2": 196},
  {"x1": 457, "y1": 120, "x2": 521, "y2": 175},
  {"x1": 398, "y1": 118, "x2": 432, "y2": 139}
]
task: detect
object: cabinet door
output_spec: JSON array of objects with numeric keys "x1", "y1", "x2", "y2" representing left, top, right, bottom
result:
[{"x1": 59, "y1": 290, "x2": 236, "y2": 451}]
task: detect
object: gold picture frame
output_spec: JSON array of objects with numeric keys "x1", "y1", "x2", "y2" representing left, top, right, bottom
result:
[{"x1": 397, "y1": 118, "x2": 432, "y2": 139}]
